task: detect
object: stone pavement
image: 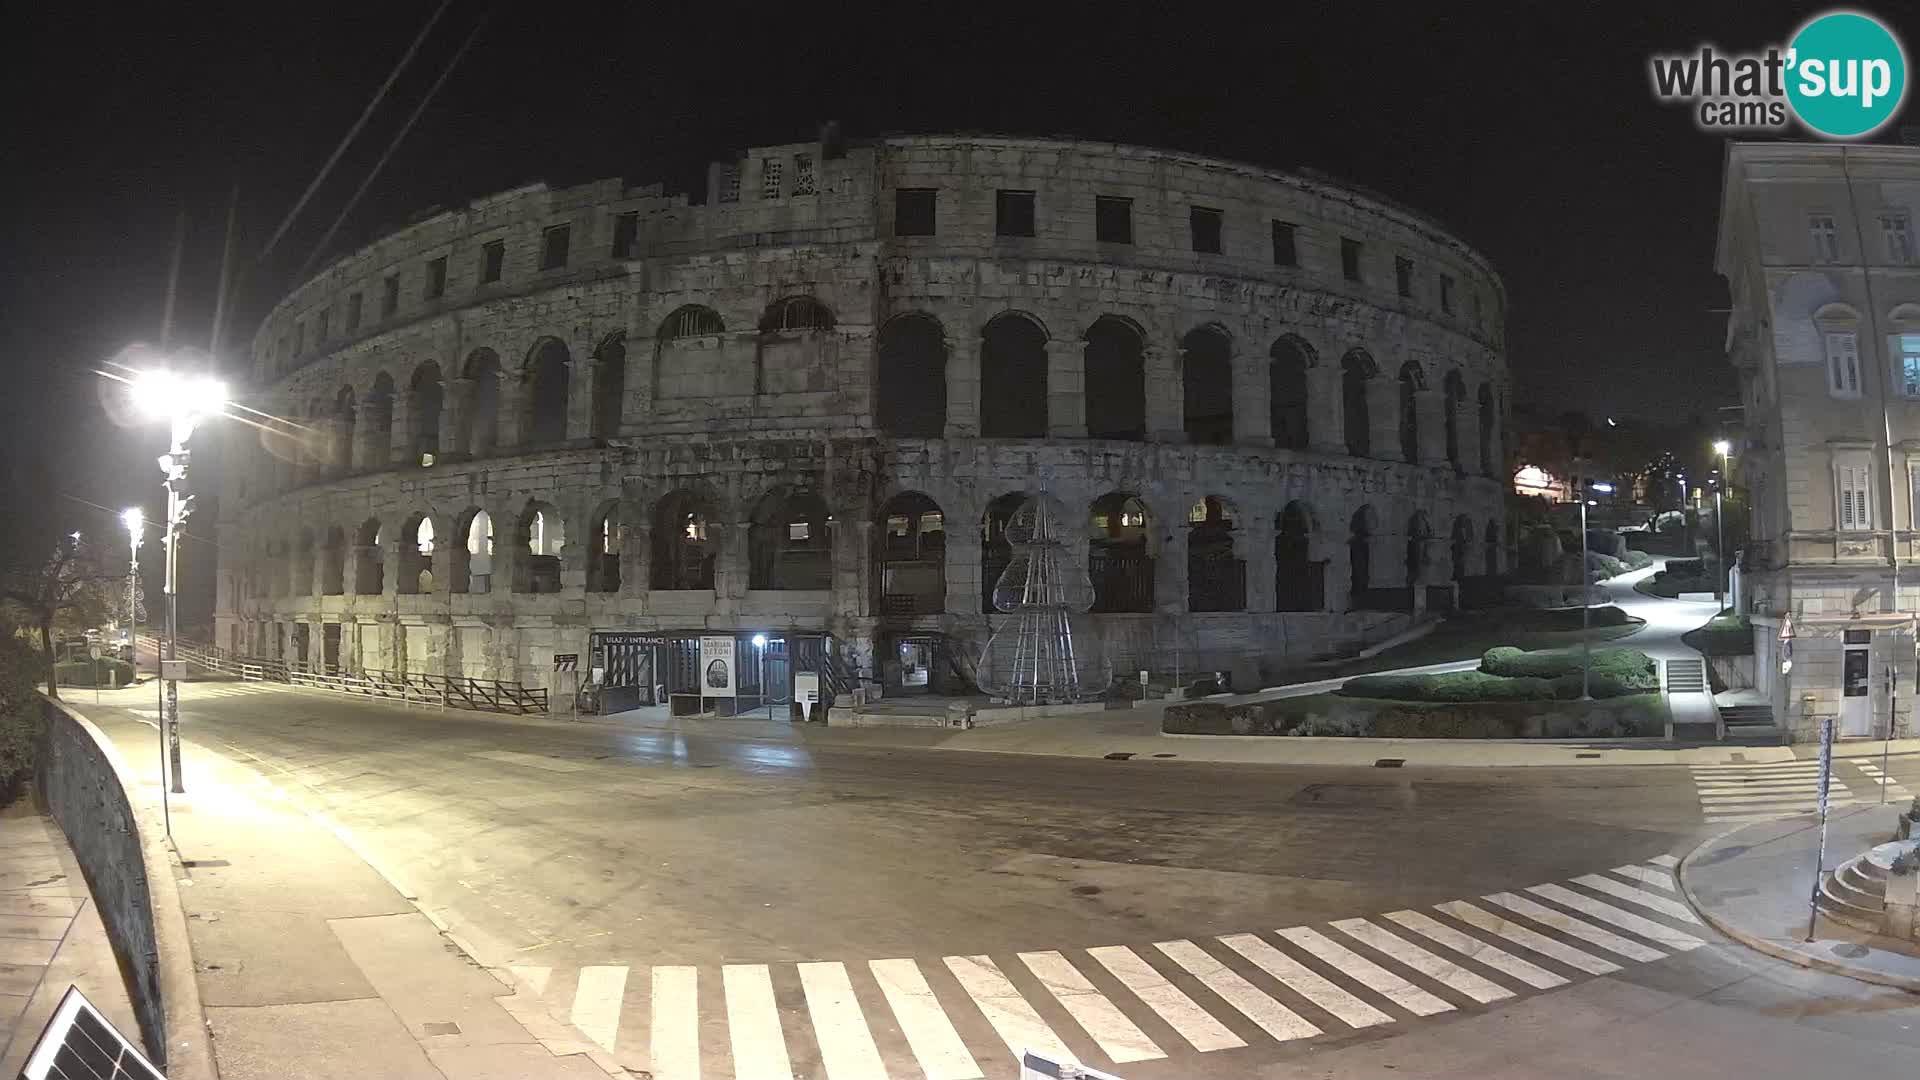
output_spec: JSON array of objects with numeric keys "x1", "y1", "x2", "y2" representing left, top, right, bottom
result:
[
  {"x1": 0, "y1": 797, "x2": 140, "y2": 1077},
  {"x1": 1678, "y1": 803, "x2": 1920, "y2": 990},
  {"x1": 83, "y1": 709, "x2": 623, "y2": 1080}
]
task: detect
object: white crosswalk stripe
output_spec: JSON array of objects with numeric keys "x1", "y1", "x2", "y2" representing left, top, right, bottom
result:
[
  {"x1": 1692, "y1": 761, "x2": 1854, "y2": 823},
  {"x1": 514, "y1": 858, "x2": 1708, "y2": 1074},
  {"x1": 1277, "y1": 926, "x2": 1455, "y2": 1016},
  {"x1": 946, "y1": 954, "x2": 1076, "y2": 1064},
  {"x1": 1569, "y1": 874, "x2": 1701, "y2": 924},
  {"x1": 1855, "y1": 760, "x2": 1914, "y2": 803},
  {"x1": 1020, "y1": 951, "x2": 1163, "y2": 1063}
]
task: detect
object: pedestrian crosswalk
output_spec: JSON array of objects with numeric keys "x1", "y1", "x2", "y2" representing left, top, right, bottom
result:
[
  {"x1": 1690, "y1": 759, "x2": 1856, "y2": 824},
  {"x1": 1854, "y1": 759, "x2": 1914, "y2": 806},
  {"x1": 508, "y1": 859, "x2": 1706, "y2": 1079}
]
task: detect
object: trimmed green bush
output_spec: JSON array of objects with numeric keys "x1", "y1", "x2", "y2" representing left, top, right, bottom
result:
[
  {"x1": 1343, "y1": 671, "x2": 1558, "y2": 702},
  {"x1": 1480, "y1": 646, "x2": 1657, "y2": 690},
  {"x1": 52, "y1": 658, "x2": 133, "y2": 688},
  {"x1": 1623, "y1": 550, "x2": 1653, "y2": 570}
]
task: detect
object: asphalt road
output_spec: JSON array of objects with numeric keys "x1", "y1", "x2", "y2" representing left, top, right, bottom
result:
[{"x1": 89, "y1": 681, "x2": 1920, "y2": 1080}]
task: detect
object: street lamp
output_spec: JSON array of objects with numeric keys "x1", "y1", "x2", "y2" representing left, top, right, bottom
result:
[
  {"x1": 1713, "y1": 440, "x2": 1732, "y2": 609},
  {"x1": 1580, "y1": 481, "x2": 1615, "y2": 700},
  {"x1": 129, "y1": 369, "x2": 228, "y2": 795},
  {"x1": 751, "y1": 634, "x2": 770, "y2": 718}
]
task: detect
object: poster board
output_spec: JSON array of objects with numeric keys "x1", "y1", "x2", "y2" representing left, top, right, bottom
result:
[{"x1": 699, "y1": 635, "x2": 737, "y2": 698}]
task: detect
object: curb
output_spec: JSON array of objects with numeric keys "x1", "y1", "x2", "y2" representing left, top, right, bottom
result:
[{"x1": 1675, "y1": 814, "x2": 1920, "y2": 994}]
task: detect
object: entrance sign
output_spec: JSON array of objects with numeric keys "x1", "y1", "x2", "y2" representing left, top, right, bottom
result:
[
  {"x1": 795, "y1": 672, "x2": 820, "y2": 720},
  {"x1": 699, "y1": 635, "x2": 736, "y2": 697}
]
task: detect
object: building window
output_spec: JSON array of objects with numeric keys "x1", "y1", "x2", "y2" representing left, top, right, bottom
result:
[
  {"x1": 761, "y1": 159, "x2": 783, "y2": 199},
  {"x1": 1440, "y1": 274, "x2": 1456, "y2": 314},
  {"x1": 1394, "y1": 256, "x2": 1413, "y2": 298},
  {"x1": 382, "y1": 274, "x2": 400, "y2": 318},
  {"x1": 1910, "y1": 464, "x2": 1920, "y2": 529},
  {"x1": 1839, "y1": 462, "x2": 1873, "y2": 531},
  {"x1": 610, "y1": 213, "x2": 637, "y2": 259},
  {"x1": 346, "y1": 292, "x2": 363, "y2": 333},
  {"x1": 718, "y1": 166, "x2": 741, "y2": 203},
  {"x1": 1342, "y1": 237, "x2": 1363, "y2": 282},
  {"x1": 1190, "y1": 206, "x2": 1223, "y2": 254},
  {"x1": 793, "y1": 154, "x2": 815, "y2": 196},
  {"x1": 540, "y1": 225, "x2": 570, "y2": 270},
  {"x1": 317, "y1": 306, "x2": 331, "y2": 342},
  {"x1": 1885, "y1": 213, "x2": 1916, "y2": 265},
  {"x1": 294, "y1": 320, "x2": 306, "y2": 357},
  {"x1": 481, "y1": 239, "x2": 505, "y2": 283},
  {"x1": 894, "y1": 189, "x2": 936, "y2": 236},
  {"x1": 1096, "y1": 196, "x2": 1133, "y2": 244},
  {"x1": 425, "y1": 256, "x2": 447, "y2": 300},
  {"x1": 995, "y1": 190, "x2": 1035, "y2": 237},
  {"x1": 1810, "y1": 213, "x2": 1841, "y2": 263},
  {"x1": 1271, "y1": 220, "x2": 1297, "y2": 266},
  {"x1": 1826, "y1": 330, "x2": 1861, "y2": 398},
  {"x1": 1900, "y1": 333, "x2": 1920, "y2": 397}
]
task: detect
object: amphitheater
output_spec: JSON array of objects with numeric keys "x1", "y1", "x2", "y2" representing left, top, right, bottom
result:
[{"x1": 213, "y1": 131, "x2": 1510, "y2": 713}]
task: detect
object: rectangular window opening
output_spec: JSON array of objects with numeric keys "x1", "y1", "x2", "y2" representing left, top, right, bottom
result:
[
  {"x1": 481, "y1": 239, "x2": 505, "y2": 282},
  {"x1": 761, "y1": 159, "x2": 783, "y2": 199},
  {"x1": 540, "y1": 225, "x2": 570, "y2": 271},
  {"x1": 793, "y1": 154, "x2": 816, "y2": 196},
  {"x1": 894, "y1": 189, "x2": 936, "y2": 236},
  {"x1": 1810, "y1": 213, "x2": 1840, "y2": 263},
  {"x1": 1903, "y1": 334, "x2": 1920, "y2": 397},
  {"x1": 1884, "y1": 213, "x2": 1916, "y2": 265},
  {"x1": 382, "y1": 274, "x2": 400, "y2": 318},
  {"x1": 1271, "y1": 220, "x2": 1297, "y2": 266},
  {"x1": 1394, "y1": 256, "x2": 1413, "y2": 298},
  {"x1": 1826, "y1": 330, "x2": 1861, "y2": 398},
  {"x1": 425, "y1": 256, "x2": 447, "y2": 300},
  {"x1": 996, "y1": 190, "x2": 1036, "y2": 237},
  {"x1": 1440, "y1": 274, "x2": 1456, "y2": 314},
  {"x1": 346, "y1": 292, "x2": 363, "y2": 332},
  {"x1": 1096, "y1": 196, "x2": 1133, "y2": 244},
  {"x1": 1342, "y1": 237, "x2": 1363, "y2": 282},
  {"x1": 610, "y1": 214, "x2": 637, "y2": 259},
  {"x1": 1190, "y1": 206, "x2": 1223, "y2": 254}
]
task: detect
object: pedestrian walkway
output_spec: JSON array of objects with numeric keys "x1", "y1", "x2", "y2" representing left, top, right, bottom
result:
[
  {"x1": 509, "y1": 857, "x2": 1705, "y2": 1079},
  {"x1": 1690, "y1": 759, "x2": 1913, "y2": 824},
  {"x1": 0, "y1": 799, "x2": 139, "y2": 1078}
]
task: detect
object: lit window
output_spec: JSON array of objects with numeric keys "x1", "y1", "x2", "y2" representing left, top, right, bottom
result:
[
  {"x1": 888, "y1": 514, "x2": 910, "y2": 536},
  {"x1": 416, "y1": 518, "x2": 435, "y2": 556},
  {"x1": 1903, "y1": 334, "x2": 1920, "y2": 397},
  {"x1": 1810, "y1": 214, "x2": 1841, "y2": 263},
  {"x1": 789, "y1": 522, "x2": 810, "y2": 541},
  {"x1": 1826, "y1": 331, "x2": 1861, "y2": 398}
]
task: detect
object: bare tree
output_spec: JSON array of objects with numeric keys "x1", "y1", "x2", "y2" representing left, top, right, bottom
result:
[{"x1": 1, "y1": 531, "x2": 117, "y2": 699}]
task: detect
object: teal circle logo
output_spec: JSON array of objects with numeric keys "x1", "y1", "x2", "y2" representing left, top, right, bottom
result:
[{"x1": 1786, "y1": 11, "x2": 1908, "y2": 138}]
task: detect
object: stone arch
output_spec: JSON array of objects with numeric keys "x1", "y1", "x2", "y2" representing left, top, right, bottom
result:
[
  {"x1": 523, "y1": 338, "x2": 570, "y2": 446},
  {"x1": 1186, "y1": 495, "x2": 1244, "y2": 612},
  {"x1": 875, "y1": 490, "x2": 946, "y2": 616},
  {"x1": 409, "y1": 361, "x2": 444, "y2": 464},
  {"x1": 353, "y1": 517, "x2": 384, "y2": 595},
  {"x1": 590, "y1": 332, "x2": 627, "y2": 441},
  {"x1": 452, "y1": 507, "x2": 494, "y2": 593},
  {"x1": 1405, "y1": 510, "x2": 1433, "y2": 586},
  {"x1": 660, "y1": 304, "x2": 725, "y2": 340},
  {"x1": 514, "y1": 500, "x2": 565, "y2": 594},
  {"x1": 749, "y1": 488, "x2": 833, "y2": 590},
  {"x1": 1089, "y1": 492, "x2": 1155, "y2": 613},
  {"x1": 1342, "y1": 349, "x2": 1376, "y2": 458},
  {"x1": 585, "y1": 498, "x2": 626, "y2": 594},
  {"x1": 759, "y1": 296, "x2": 835, "y2": 333},
  {"x1": 1275, "y1": 500, "x2": 1323, "y2": 611},
  {"x1": 1398, "y1": 361, "x2": 1425, "y2": 463},
  {"x1": 1180, "y1": 325, "x2": 1234, "y2": 445},
  {"x1": 980, "y1": 312, "x2": 1048, "y2": 438},
  {"x1": 1478, "y1": 382, "x2": 1496, "y2": 477},
  {"x1": 1084, "y1": 315, "x2": 1146, "y2": 441},
  {"x1": 1348, "y1": 505, "x2": 1376, "y2": 599},
  {"x1": 651, "y1": 488, "x2": 718, "y2": 591},
  {"x1": 366, "y1": 372, "x2": 396, "y2": 466},
  {"x1": 1444, "y1": 368, "x2": 1465, "y2": 468},
  {"x1": 875, "y1": 312, "x2": 947, "y2": 438},
  {"x1": 460, "y1": 349, "x2": 501, "y2": 457},
  {"x1": 1269, "y1": 334, "x2": 1314, "y2": 451},
  {"x1": 398, "y1": 511, "x2": 437, "y2": 594},
  {"x1": 1451, "y1": 514, "x2": 1475, "y2": 582}
]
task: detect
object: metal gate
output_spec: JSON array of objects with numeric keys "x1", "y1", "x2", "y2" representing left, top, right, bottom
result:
[{"x1": 591, "y1": 631, "x2": 662, "y2": 712}]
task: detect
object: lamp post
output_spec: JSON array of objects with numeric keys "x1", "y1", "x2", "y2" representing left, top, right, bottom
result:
[
  {"x1": 1581, "y1": 481, "x2": 1615, "y2": 700},
  {"x1": 752, "y1": 633, "x2": 770, "y2": 719},
  {"x1": 1713, "y1": 440, "x2": 1732, "y2": 609},
  {"x1": 130, "y1": 369, "x2": 229, "y2": 795},
  {"x1": 122, "y1": 507, "x2": 143, "y2": 669}
]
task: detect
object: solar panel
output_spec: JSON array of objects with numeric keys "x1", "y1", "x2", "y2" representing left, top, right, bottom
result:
[
  {"x1": 1019, "y1": 1050, "x2": 1126, "y2": 1080},
  {"x1": 15, "y1": 986, "x2": 165, "y2": 1080}
]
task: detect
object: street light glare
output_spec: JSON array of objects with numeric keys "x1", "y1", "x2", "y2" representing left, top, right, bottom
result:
[
  {"x1": 1713, "y1": 439, "x2": 1731, "y2": 457},
  {"x1": 122, "y1": 507, "x2": 144, "y2": 531},
  {"x1": 1592, "y1": 482, "x2": 1614, "y2": 493},
  {"x1": 130, "y1": 369, "x2": 229, "y2": 422}
]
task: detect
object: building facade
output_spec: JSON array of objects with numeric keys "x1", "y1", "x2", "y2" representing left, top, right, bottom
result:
[
  {"x1": 1718, "y1": 141, "x2": 1920, "y2": 742},
  {"x1": 213, "y1": 134, "x2": 1509, "y2": 706}
]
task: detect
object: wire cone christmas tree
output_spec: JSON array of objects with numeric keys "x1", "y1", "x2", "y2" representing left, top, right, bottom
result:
[{"x1": 976, "y1": 496, "x2": 1111, "y2": 704}]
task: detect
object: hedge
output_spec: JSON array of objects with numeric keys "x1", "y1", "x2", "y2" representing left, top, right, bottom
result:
[
  {"x1": 53, "y1": 658, "x2": 134, "y2": 688},
  {"x1": 1623, "y1": 550, "x2": 1654, "y2": 570},
  {"x1": 0, "y1": 641, "x2": 45, "y2": 806},
  {"x1": 1163, "y1": 693, "x2": 1665, "y2": 739},
  {"x1": 1481, "y1": 645, "x2": 1657, "y2": 689}
]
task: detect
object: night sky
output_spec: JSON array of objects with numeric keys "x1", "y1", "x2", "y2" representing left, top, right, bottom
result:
[{"x1": 4, "y1": 1, "x2": 1913, "y2": 535}]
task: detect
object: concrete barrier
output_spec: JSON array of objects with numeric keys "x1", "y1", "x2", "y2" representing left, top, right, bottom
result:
[{"x1": 33, "y1": 696, "x2": 215, "y2": 1077}]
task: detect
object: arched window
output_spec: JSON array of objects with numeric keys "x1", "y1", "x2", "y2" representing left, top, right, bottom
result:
[
  {"x1": 1484, "y1": 519, "x2": 1502, "y2": 577},
  {"x1": 1444, "y1": 370, "x2": 1465, "y2": 469},
  {"x1": 876, "y1": 492, "x2": 946, "y2": 615},
  {"x1": 399, "y1": 513, "x2": 435, "y2": 594},
  {"x1": 354, "y1": 518, "x2": 384, "y2": 595},
  {"x1": 1275, "y1": 502, "x2": 1323, "y2": 611},
  {"x1": 876, "y1": 313, "x2": 947, "y2": 438},
  {"x1": 332, "y1": 387, "x2": 356, "y2": 474},
  {"x1": 661, "y1": 305, "x2": 725, "y2": 340},
  {"x1": 1478, "y1": 383, "x2": 1497, "y2": 477},
  {"x1": 980, "y1": 314, "x2": 1048, "y2": 438},
  {"x1": 515, "y1": 503, "x2": 565, "y2": 594},
  {"x1": 587, "y1": 503, "x2": 622, "y2": 594},
  {"x1": 1089, "y1": 493, "x2": 1154, "y2": 613},
  {"x1": 981, "y1": 493, "x2": 1028, "y2": 614},
  {"x1": 1451, "y1": 515, "x2": 1474, "y2": 582},
  {"x1": 524, "y1": 339, "x2": 570, "y2": 445},
  {"x1": 1084, "y1": 316, "x2": 1145, "y2": 441},
  {"x1": 759, "y1": 296, "x2": 834, "y2": 333},
  {"x1": 1348, "y1": 506, "x2": 1375, "y2": 602},
  {"x1": 366, "y1": 373, "x2": 396, "y2": 466},
  {"x1": 461, "y1": 349, "x2": 500, "y2": 458},
  {"x1": 1342, "y1": 350, "x2": 1375, "y2": 458},
  {"x1": 1187, "y1": 496, "x2": 1243, "y2": 612},
  {"x1": 410, "y1": 362, "x2": 443, "y2": 465},
  {"x1": 750, "y1": 490, "x2": 833, "y2": 590},
  {"x1": 1269, "y1": 336, "x2": 1313, "y2": 451},
  {"x1": 1405, "y1": 512, "x2": 1432, "y2": 586},
  {"x1": 591, "y1": 333, "x2": 626, "y2": 441},
  {"x1": 1181, "y1": 327, "x2": 1234, "y2": 445},
  {"x1": 322, "y1": 527, "x2": 347, "y2": 596},
  {"x1": 1399, "y1": 361, "x2": 1425, "y2": 462},
  {"x1": 652, "y1": 490, "x2": 716, "y2": 591},
  {"x1": 453, "y1": 508, "x2": 493, "y2": 593}
]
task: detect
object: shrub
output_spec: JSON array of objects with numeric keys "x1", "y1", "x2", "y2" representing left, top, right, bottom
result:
[
  {"x1": 1341, "y1": 671, "x2": 1558, "y2": 702},
  {"x1": 1586, "y1": 552, "x2": 1628, "y2": 581},
  {"x1": 1373, "y1": 709, "x2": 1520, "y2": 739},
  {"x1": 1623, "y1": 550, "x2": 1653, "y2": 570},
  {"x1": 1480, "y1": 646, "x2": 1657, "y2": 692},
  {"x1": 0, "y1": 641, "x2": 44, "y2": 806},
  {"x1": 52, "y1": 658, "x2": 133, "y2": 688}
]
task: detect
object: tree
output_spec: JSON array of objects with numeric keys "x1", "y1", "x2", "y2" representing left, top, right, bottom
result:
[{"x1": 1, "y1": 530, "x2": 117, "y2": 699}]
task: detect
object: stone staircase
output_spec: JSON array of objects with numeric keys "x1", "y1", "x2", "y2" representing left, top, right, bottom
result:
[
  {"x1": 1665, "y1": 658, "x2": 1708, "y2": 693},
  {"x1": 1719, "y1": 703, "x2": 1786, "y2": 745},
  {"x1": 1819, "y1": 840, "x2": 1920, "y2": 932}
]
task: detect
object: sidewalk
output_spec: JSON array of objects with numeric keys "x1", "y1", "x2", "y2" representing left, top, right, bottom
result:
[
  {"x1": 1678, "y1": 804, "x2": 1920, "y2": 990},
  {"x1": 0, "y1": 798, "x2": 140, "y2": 1076},
  {"x1": 81, "y1": 707, "x2": 622, "y2": 1080}
]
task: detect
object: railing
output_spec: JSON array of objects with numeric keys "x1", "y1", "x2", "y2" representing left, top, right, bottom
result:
[{"x1": 135, "y1": 633, "x2": 547, "y2": 715}]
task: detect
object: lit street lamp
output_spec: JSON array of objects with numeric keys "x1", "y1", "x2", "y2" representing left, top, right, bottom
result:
[
  {"x1": 1713, "y1": 440, "x2": 1732, "y2": 609},
  {"x1": 130, "y1": 369, "x2": 228, "y2": 795},
  {"x1": 1581, "y1": 481, "x2": 1615, "y2": 700}
]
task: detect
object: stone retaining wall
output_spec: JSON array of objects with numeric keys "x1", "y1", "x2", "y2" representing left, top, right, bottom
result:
[{"x1": 1164, "y1": 693, "x2": 1665, "y2": 739}]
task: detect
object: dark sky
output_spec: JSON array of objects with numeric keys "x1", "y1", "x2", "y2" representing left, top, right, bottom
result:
[{"x1": 4, "y1": 1, "x2": 1913, "y2": 529}]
